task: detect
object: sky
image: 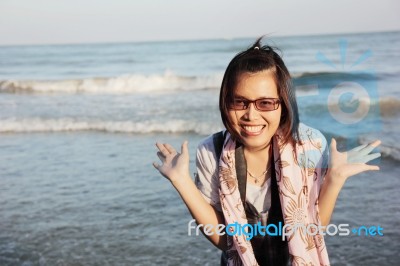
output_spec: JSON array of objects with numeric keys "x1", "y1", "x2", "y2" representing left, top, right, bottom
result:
[{"x1": 0, "y1": 0, "x2": 399, "y2": 45}]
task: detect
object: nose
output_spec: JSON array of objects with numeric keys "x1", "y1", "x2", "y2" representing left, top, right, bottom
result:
[{"x1": 244, "y1": 102, "x2": 259, "y2": 120}]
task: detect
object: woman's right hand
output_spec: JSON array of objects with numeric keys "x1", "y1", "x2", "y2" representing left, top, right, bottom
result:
[{"x1": 152, "y1": 141, "x2": 190, "y2": 184}]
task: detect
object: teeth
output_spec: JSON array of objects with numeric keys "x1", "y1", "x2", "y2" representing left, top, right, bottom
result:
[{"x1": 243, "y1": 125, "x2": 264, "y2": 133}]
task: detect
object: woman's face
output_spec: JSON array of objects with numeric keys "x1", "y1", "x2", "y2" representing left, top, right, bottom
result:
[{"x1": 228, "y1": 70, "x2": 282, "y2": 151}]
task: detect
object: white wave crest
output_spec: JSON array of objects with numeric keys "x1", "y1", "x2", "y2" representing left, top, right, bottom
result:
[
  {"x1": 359, "y1": 134, "x2": 400, "y2": 163},
  {"x1": 0, "y1": 72, "x2": 222, "y2": 94},
  {"x1": 0, "y1": 118, "x2": 223, "y2": 135}
]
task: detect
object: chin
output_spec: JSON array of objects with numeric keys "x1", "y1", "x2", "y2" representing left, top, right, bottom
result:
[
  {"x1": 243, "y1": 138, "x2": 272, "y2": 150},
  {"x1": 238, "y1": 130, "x2": 273, "y2": 150}
]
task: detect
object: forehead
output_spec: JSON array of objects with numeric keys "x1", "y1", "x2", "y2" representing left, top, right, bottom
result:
[{"x1": 233, "y1": 70, "x2": 278, "y2": 98}]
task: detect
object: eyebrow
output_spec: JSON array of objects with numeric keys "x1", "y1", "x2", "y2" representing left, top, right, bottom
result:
[{"x1": 233, "y1": 95, "x2": 277, "y2": 100}]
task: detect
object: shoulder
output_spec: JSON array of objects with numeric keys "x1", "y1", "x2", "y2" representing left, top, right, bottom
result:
[
  {"x1": 196, "y1": 132, "x2": 221, "y2": 170},
  {"x1": 195, "y1": 132, "x2": 223, "y2": 209},
  {"x1": 296, "y1": 123, "x2": 329, "y2": 173},
  {"x1": 197, "y1": 133, "x2": 216, "y2": 152},
  {"x1": 298, "y1": 123, "x2": 327, "y2": 148},
  {"x1": 197, "y1": 130, "x2": 227, "y2": 156},
  {"x1": 297, "y1": 123, "x2": 329, "y2": 164},
  {"x1": 197, "y1": 134, "x2": 217, "y2": 160},
  {"x1": 298, "y1": 123, "x2": 325, "y2": 140}
]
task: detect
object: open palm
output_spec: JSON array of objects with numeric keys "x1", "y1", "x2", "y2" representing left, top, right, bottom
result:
[
  {"x1": 328, "y1": 138, "x2": 381, "y2": 185},
  {"x1": 153, "y1": 141, "x2": 190, "y2": 183}
]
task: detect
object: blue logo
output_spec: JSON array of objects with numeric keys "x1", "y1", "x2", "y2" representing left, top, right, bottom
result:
[{"x1": 294, "y1": 39, "x2": 381, "y2": 149}]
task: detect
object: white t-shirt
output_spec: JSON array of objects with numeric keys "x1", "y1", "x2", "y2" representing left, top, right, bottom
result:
[{"x1": 195, "y1": 134, "x2": 271, "y2": 214}]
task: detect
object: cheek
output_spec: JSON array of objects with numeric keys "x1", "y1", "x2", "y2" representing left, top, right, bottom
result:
[
  {"x1": 265, "y1": 110, "x2": 282, "y2": 125},
  {"x1": 228, "y1": 111, "x2": 239, "y2": 124},
  {"x1": 276, "y1": 109, "x2": 282, "y2": 123}
]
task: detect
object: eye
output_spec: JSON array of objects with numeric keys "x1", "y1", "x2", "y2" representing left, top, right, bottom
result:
[
  {"x1": 230, "y1": 98, "x2": 249, "y2": 110},
  {"x1": 233, "y1": 99, "x2": 246, "y2": 106},
  {"x1": 258, "y1": 99, "x2": 274, "y2": 107}
]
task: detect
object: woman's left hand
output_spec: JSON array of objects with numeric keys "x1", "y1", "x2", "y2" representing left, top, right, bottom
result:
[{"x1": 327, "y1": 138, "x2": 381, "y2": 186}]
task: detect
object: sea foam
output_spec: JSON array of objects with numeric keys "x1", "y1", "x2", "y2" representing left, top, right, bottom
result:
[
  {"x1": 0, "y1": 72, "x2": 222, "y2": 94},
  {"x1": 0, "y1": 118, "x2": 223, "y2": 136}
]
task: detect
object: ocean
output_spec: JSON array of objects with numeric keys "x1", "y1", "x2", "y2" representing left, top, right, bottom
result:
[{"x1": 0, "y1": 31, "x2": 399, "y2": 265}]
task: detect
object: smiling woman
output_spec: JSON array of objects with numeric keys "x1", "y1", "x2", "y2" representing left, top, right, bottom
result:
[
  {"x1": 153, "y1": 37, "x2": 381, "y2": 266},
  {"x1": 227, "y1": 70, "x2": 282, "y2": 151}
]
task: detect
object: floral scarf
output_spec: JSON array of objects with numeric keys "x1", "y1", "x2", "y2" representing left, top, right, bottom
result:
[{"x1": 218, "y1": 125, "x2": 330, "y2": 265}]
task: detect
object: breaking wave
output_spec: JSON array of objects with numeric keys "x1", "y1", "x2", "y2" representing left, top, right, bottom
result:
[
  {"x1": 0, "y1": 72, "x2": 222, "y2": 94},
  {"x1": 0, "y1": 118, "x2": 223, "y2": 136},
  {"x1": 1, "y1": 70, "x2": 396, "y2": 95}
]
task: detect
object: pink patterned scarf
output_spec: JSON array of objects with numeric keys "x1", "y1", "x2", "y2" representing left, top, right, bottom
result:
[{"x1": 218, "y1": 125, "x2": 330, "y2": 265}]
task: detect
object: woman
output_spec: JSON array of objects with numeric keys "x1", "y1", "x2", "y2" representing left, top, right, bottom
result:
[{"x1": 153, "y1": 37, "x2": 381, "y2": 266}]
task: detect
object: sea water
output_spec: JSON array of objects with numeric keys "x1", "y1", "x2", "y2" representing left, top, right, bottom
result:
[{"x1": 1, "y1": 32, "x2": 399, "y2": 265}]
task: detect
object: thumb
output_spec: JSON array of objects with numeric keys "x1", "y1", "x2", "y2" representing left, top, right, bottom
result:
[
  {"x1": 181, "y1": 140, "x2": 189, "y2": 156},
  {"x1": 365, "y1": 164, "x2": 380, "y2": 171},
  {"x1": 330, "y1": 138, "x2": 337, "y2": 153}
]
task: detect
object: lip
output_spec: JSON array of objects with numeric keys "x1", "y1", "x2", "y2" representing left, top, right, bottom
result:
[{"x1": 240, "y1": 124, "x2": 266, "y2": 136}]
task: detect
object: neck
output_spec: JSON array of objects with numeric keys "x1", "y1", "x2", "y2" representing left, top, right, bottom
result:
[
  {"x1": 244, "y1": 142, "x2": 271, "y2": 157},
  {"x1": 244, "y1": 142, "x2": 272, "y2": 169},
  {"x1": 244, "y1": 143, "x2": 272, "y2": 185}
]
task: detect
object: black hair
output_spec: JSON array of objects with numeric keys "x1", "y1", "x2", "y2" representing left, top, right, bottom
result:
[{"x1": 219, "y1": 36, "x2": 300, "y2": 147}]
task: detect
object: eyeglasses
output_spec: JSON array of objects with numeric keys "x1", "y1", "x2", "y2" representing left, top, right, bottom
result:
[{"x1": 230, "y1": 97, "x2": 281, "y2": 111}]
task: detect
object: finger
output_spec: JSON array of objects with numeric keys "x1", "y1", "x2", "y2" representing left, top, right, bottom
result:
[
  {"x1": 362, "y1": 164, "x2": 380, "y2": 171},
  {"x1": 330, "y1": 138, "x2": 337, "y2": 153},
  {"x1": 157, "y1": 151, "x2": 165, "y2": 161},
  {"x1": 181, "y1": 140, "x2": 189, "y2": 155},
  {"x1": 359, "y1": 152, "x2": 381, "y2": 164},
  {"x1": 164, "y1": 143, "x2": 177, "y2": 154},
  {"x1": 358, "y1": 142, "x2": 380, "y2": 157},
  {"x1": 349, "y1": 143, "x2": 367, "y2": 153},
  {"x1": 369, "y1": 139, "x2": 381, "y2": 147},
  {"x1": 152, "y1": 162, "x2": 160, "y2": 170},
  {"x1": 156, "y1": 142, "x2": 170, "y2": 156}
]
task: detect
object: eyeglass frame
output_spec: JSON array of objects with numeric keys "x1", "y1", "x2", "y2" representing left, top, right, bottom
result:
[{"x1": 229, "y1": 97, "x2": 281, "y2": 112}]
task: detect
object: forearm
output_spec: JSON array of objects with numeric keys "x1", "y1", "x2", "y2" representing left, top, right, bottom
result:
[
  {"x1": 318, "y1": 170, "x2": 345, "y2": 226},
  {"x1": 172, "y1": 174, "x2": 227, "y2": 250}
]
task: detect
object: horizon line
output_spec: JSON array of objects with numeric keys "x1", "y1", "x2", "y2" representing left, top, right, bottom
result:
[{"x1": 0, "y1": 29, "x2": 399, "y2": 48}]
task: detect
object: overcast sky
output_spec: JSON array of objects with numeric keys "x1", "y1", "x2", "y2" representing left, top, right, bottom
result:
[{"x1": 0, "y1": 0, "x2": 399, "y2": 45}]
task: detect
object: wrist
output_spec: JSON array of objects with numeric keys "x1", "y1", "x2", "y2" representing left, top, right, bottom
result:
[
  {"x1": 171, "y1": 173, "x2": 192, "y2": 189},
  {"x1": 324, "y1": 169, "x2": 346, "y2": 189}
]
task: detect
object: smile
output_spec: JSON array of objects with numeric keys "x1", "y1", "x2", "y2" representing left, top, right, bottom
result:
[{"x1": 241, "y1": 125, "x2": 266, "y2": 135}]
